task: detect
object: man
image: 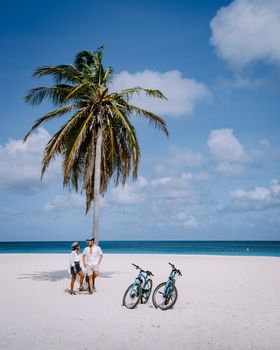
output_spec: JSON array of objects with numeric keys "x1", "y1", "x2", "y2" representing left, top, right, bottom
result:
[{"x1": 82, "y1": 237, "x2": 103, "y2": 294}]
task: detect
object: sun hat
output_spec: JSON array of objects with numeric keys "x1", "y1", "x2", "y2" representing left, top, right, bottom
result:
[{"x1": 71, "y1": 241, "x2": 79, "y2": 249}]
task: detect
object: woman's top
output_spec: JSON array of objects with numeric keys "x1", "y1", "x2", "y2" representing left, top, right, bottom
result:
[{"x1": 69, "y1": 250, "x2": 81, "y2": 267}]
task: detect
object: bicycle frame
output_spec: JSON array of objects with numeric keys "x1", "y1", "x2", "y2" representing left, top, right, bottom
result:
[
  {"x1": 163, "y1": 269, "x2": 176, "y2": 297},
  {"x1": 130, "y1": 270, "x2": 149, "y2": 296}
]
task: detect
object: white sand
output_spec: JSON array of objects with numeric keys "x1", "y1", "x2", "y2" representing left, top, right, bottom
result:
[{"x1": 0, "y1": 254, "x2": 279, "y2": 350}]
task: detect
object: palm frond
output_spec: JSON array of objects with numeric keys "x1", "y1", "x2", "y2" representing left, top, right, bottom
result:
[
  {"x1": 24, "y1": 103, "x2": 78, "y2": 142},
  {"x1": 116, "y1": 87, "x2": 167, "y2": 101},
  {"x1": 103, "y1": 66, "x2": 113, "y2": 84},
  {"x1": 41, "y1": 108, "x2": 88, "y2": 178},
  {"x1": 74, "y1": 50, "x2": 95, "y2": 68},
  {"x1": 62, "y1": 82, "x2": 96, "y2": 103},
  {"x1": 120, "y1": 103, "x2": 169, "y2": 136},
  {"x1": 74, "y1": 47, "x2": 104, "y2": 68},
  {"x1": 24, "y1": 85, "x2": 72, "y2": 106},
  {"x1": 33, "y1": 65, "x2": 83, "y2": 84},
  {"x1": 62, "y1": 111, "x2": 95, "y2": 182},
  {"x1": 110, "y1": 104, "x2": 140, "y2": 179},
  {"x1": 111, "y1": 104, "x2": 138, "y2": 147}
]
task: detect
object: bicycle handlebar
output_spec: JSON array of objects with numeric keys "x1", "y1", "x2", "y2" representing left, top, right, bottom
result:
[
  {"x1": 131, "y1": 263, "x2": 154, "y2": 276},
  {"x1": 169, "y1": 262, "x2": 182, "y2": 276},
  {"x1": 146, "y1": 270, "x2": 154, "y2": 277}
]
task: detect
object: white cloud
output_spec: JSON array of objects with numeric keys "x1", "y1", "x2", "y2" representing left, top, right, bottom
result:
[
  {"x1": 42, "y1": 192, "x2": 110, "y2": 212},
  {"x1": 0, "y1": 128, "x2": 59, "y2": 194},
  {"x1": 174, "y1": 212, "x2": 188, "y2": 221},
  {"x1": 194, "y1": 172, "x2": 212, "y2": 182},
  {"x1": 174, "y1": 212, "x2": 199, "y2": 229},
  {"x1": 111, "y1": 70, "x2": 210, "y2": 117},
  {"x1": 210, "y1": 0, "x2": 280, "y2": 68},
  {"x1": 107, "y1": 176, "x2": 147, "y2": 205},
  {"x1": 181, "y1": 172, "x2": 193, "y2": 181},
  {"x1": 149, "y1": 173, "x2": 203, "y2": 205},
  {"x1": 41, "y1": 165, "x2": 210, "y2": 215},
  {"x1": 208, "y1": 129, "x2": 247, "y2": 162},
  {"x1": 183, "y1": 216, "x2": 199, "y2": 228},
  {"x1": 231, "y1": 187, "x2": 270, "y2": 201},
  {"x1": 216, "y1": 161, "x2": 244, "y2": 176},
  {"x1": 207, "y1": 129, "x2": 248, "y2": 176},
  {"x1": 151, "y1": 177, "x2": 172, "y2": 187},
  {"x1": 43, "y1": 193, "x2": 85, "y2": 212},
  {"x1": 270, "y1": 179, "x2": 280, "y2": 195},
  {"x1": 168, "y1": 146, "x2": 203, "y2": 168},
  {"x1": 227, "y1": 179, "x2": 280, "y2": 211},
  {"x1": 259, "y1": 138, "x2": 270, "y2": 147},
  {"x1": 107, "y1": 171, "x2": 207, "y2": 210},
  {"x1": 154, "y1": 146, "x2": 203, "y2": 176},
  {"x1": 216, "y1": 75, "x2": 264, "y2": 91}
]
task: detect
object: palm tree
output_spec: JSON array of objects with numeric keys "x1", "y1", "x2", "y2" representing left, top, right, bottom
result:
[{"x1": 24, "y1": 47, "x2": 168, "y2": 244}]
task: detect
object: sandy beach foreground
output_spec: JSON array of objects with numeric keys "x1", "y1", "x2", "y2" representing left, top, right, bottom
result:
[{"x1": 0, "y1": 254, "x2": 279, "y2": 350}]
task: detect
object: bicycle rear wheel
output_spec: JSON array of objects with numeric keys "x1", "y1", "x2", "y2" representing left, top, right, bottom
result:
[
  {"x1": 152, "y1": 282, "x2": 178, "y2": 310},
  {"x1": 122, "y1": 283, "x2": 142, "y2": 309},
  {"x1": 141, "y1": 279, "x2": 153, "y2": 304}
]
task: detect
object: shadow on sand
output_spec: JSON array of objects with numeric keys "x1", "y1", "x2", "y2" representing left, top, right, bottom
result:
[{"x1": 17, "y1": 270, "x2": 119, "y2": 282}]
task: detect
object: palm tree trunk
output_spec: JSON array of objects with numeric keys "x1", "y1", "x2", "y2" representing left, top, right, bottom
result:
[{"x1": 93, "y1": 127, "x2": 102, "y2": 245}]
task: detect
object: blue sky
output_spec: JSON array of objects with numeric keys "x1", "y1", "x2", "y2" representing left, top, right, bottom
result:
[{"x1": 1, "y1": 0, "x2": 280, "y2": 241}]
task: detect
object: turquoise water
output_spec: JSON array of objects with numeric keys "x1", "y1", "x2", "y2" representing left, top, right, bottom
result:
[{"x1": 0, "y1": 241, "x2": 280, "y2": 256}]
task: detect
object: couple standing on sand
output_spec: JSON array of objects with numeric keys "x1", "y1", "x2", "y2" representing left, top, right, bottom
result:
[{"x1": 69, "y1": 237, "x2": 103, "y2": 295}]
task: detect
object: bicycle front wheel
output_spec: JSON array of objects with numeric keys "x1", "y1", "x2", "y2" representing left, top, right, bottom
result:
[
  {"x1": 122, "y1": 283, "x2": 142, "y2": 309},
  {"x1": 141, "y1": 278, "x2": 153, "y2": 304},
  {"x1": 152, "y1": 282, "x2": 178, "y2": 310}
]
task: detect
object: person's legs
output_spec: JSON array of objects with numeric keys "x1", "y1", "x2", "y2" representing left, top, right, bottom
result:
[
  {"x1": 92, "y1": 267, "x2": 99, "y2": 291},
  {"x1": 85, "y1": 275, "x2": 90, "y2": 291},
  {"x1": 86, "y1": 265, "x2": 94, "y2": 293},
  {"x1": 70, "y1": 273, "x2": 76, "y2": 294},
  {"x1": 88, "y1": 274, "x2": 93, "y2": 293},
  {"x1": 87, "y1": 265, "x2": 94, "y2": 294},
  {"x1": 78, "y1": 271, "x2": 84, "y2": 290}
]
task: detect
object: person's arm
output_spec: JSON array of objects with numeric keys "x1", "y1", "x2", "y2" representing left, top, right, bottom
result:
[
  {"x1": 82, "y1": 254, "x2": 86, "y2": 268},
  {"x1": 98, "y1": 254, "x2": 103, "y2": 265},
  {"x1": 82, "y1": 248, "x2": 87, "y2": 268},
  {"x1": 70, "y1": 251, "x2": 75, "y2": 267}
]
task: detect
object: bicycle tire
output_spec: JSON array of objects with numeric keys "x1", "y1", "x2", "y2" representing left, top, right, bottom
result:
[
  {"x1": 122, "y1": 283, "x2": 142, "y2": 309},
  {"x1": 141, "y1": 278, "x2": 153, "y2": 304},
  {"x1": 152, "y1": 282, "x2": 178, "y2": 310}
]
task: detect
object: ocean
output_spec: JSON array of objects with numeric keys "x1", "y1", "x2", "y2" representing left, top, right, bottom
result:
[{"x1": 0, "y1": 241, "x2": 280, "y2": 256}]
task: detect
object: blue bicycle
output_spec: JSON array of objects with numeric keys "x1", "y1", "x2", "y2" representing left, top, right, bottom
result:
[
  {"x1": 152, "y1": 262, "x2": 182, "y2": 310},
  {"x1": 122, "y1": 263, "x2": 154, "y2": 309}
]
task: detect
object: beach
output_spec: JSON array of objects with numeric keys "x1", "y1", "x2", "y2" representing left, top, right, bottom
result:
[{"x1": 0, "y1": 254, "x2": 279, "y2": 350}]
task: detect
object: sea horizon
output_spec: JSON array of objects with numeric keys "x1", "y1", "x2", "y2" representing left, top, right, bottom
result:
[{"x1": 1, "y1": 240, "x2": 280, "y2": 256}]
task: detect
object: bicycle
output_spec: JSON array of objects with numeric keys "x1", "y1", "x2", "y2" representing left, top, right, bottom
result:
[
  {"x1": 122, "y1": 263, "x2": 154, "y2": 309},
  {"x1": 152, "y1": 262, "x2": 182, "y2": 310}
]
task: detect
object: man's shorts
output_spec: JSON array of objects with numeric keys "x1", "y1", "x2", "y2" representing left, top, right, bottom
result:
[{"x1": 86, "y1": 264, "x2": 99, "y2": 276}]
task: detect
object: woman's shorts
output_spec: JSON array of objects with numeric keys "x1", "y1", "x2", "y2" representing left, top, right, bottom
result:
[{"x1": 71, "y1": 262, "x2": 82, "y2": 275}]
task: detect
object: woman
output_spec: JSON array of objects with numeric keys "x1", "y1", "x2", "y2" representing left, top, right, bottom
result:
[{"x1": 69, "y1": 242, "x2": 84, "y2": 295}]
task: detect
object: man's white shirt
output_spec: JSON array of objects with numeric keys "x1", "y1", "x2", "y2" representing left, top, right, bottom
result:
[{"x1": 83, "y1": 245, "x2": 103, "y2": 266}]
